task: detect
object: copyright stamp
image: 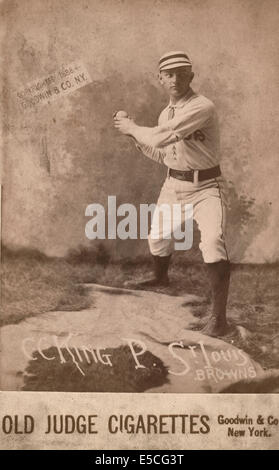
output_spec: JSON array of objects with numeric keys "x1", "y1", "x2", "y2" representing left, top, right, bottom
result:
[{"x1": 16, "y1": 61, "x2": 92, "y2": 110}]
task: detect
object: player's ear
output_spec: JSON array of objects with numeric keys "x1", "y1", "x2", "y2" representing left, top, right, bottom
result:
[
  {"x1": 158, "y1": 72, "x2": 163, "y2": 85},
  {"x1": 189, "y1": 71, "x2": 194, "y2": 83}
]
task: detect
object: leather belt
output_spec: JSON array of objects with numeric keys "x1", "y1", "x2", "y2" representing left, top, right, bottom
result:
[{"x1": 169, "y1": 165, "x2": 221, "y2": 182}]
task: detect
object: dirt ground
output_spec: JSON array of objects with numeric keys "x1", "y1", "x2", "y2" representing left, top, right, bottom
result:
[{"x1": 2, "y1": 246, "x2": 279, "y2": 371}]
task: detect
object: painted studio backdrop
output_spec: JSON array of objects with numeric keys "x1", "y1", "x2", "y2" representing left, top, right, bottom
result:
[
  {"x1": 1, "y1": 0, "x2": 279, "y2": 399},
  {"x1": 1, "y1": 0, "x2": 278, "y2": 263}
]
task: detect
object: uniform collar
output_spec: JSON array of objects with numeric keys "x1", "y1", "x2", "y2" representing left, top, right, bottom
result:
[{"x1": 168, "y1": 88, "x2": 195, "y2": 109}]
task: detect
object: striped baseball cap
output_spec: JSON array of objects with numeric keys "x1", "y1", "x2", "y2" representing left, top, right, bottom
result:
[{"x1": 159, "y1": 51, "x2": 192, "y2": 71}]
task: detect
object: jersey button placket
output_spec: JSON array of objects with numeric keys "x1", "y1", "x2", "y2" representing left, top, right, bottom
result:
[
  {"x1": 172, "y1": 144, "x2": 177, "y2": 160},
  {"x1": 168, "y1": 106, "x2": 177, "y2": 161}
]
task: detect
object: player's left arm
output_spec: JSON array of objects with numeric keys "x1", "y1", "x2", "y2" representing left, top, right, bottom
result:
[{"x1": 114, "y1": 101, "x2": 214, "y2": 148}]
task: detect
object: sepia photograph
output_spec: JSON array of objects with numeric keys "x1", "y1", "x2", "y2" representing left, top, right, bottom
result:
[{"x1": 0, "y1": 0, "x2": 278, "y2": 450}]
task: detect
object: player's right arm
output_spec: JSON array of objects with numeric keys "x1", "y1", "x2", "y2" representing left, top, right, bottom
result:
[
  {"x1": 134, "y1": 141, "x2": 166, "y2": 164},
  {"x1": 132, "y1": 110, "x2": 166, "y2": 164}
]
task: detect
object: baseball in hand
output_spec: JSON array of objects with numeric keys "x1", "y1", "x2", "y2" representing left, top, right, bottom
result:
[
  {"x1": 114, "y1": 110, "x2": 129, "y2": 118},
  {"x1": 113, "y1": 110, "x2": 135, "y2": 137}
]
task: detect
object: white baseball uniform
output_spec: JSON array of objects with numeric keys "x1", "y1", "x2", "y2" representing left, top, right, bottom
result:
[{"x1": 134, "y1": 88, "x2": 229, "y2": 263}]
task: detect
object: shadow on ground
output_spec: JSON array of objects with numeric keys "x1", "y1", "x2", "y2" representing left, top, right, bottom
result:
[{"x1": 22, "y1": 345, "x2": 169, "y2": 392}]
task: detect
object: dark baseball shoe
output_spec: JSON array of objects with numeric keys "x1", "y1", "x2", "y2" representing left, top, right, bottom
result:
[
  {"x1": 200, "y1": 316, "x2": 229, "y2": 337},
  {"x1": 124, "y1": 274, "x2": 169, "y2": 289},
  {"x1": 124, "y1": 254, "x2": 171, "y2": 290}
]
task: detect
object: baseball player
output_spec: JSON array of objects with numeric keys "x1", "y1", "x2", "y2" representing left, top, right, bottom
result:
[{"x1": 114, "y1": 51, "x2": 230, "y2": 337}]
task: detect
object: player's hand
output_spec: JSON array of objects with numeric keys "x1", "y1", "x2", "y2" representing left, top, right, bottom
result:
[{"x1": 113, "y1": 116, "x2": 135, "y2": 135}]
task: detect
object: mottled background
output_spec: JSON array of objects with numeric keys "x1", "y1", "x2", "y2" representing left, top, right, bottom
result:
[{"x1": 1, "y1": 0, "x2": 278, "y2": 262}]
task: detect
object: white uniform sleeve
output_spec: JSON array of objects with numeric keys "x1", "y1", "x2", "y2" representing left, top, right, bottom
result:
[
  {"x1": 135, "y1": 142, "x2": 166, "y2": 164},
  {"x1": 131, "y1": 100, "x2": 214, "y2": 148}
]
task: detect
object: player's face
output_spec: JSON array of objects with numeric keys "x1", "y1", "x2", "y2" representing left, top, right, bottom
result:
[{"x1": 159, "y1": 67, "x2": 194, "y2": 100}]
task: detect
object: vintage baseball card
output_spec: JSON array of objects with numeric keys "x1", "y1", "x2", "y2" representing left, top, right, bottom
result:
[{"x1": 0, "y1": 0, "x2": 278, "y2": 453}]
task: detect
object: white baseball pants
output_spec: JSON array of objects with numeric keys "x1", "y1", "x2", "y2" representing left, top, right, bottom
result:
[{"x1": 148, "y1": 174, "x2": 229, "y2": 263}]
